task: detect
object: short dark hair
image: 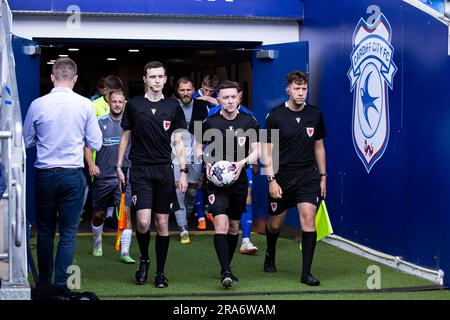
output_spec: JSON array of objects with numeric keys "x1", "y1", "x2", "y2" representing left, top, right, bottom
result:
[
  {"x1": 143, "y1": 61, "x2": 166, "y2": 76},
  {"x1": 202, "y1": 74, "x2": 219, "y2": 88},
  {"x1": 176, "y1": 76, "x2": 194, "y2": 89},
  {"x1": 109, "y1": 89, "x2": 125, "y2": 100},
  {"x1": 217, "y1": 80, "x2": 240, "y2": 93},
  {"x1": 104, "y1": 75, "x2": 122, "y2": 90},
  {"x1": 52, "y1": 58, "x2": 77, "y2": 81},
  {"x1": 96, "y1": 77, "x2": 106, "y2": 89},
  {"x1": 286, "y1": 70, "x2": 308, "y2": 85}
]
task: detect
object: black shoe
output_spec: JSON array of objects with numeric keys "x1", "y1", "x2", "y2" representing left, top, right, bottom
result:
[
  {"x1": 301, "y1": 273, "x2": 320, "y2": 286},
  {"x1": 135, "y1": 259, "x2": 149, "y2": 285},
  {"x1": 155, "y1": 272, "x2": 169, "y2": 288},
  {"x1": 221, "y1": 271, "x2": 233, "y2": 288},
  {"x1": 222, "y1": 268, "x2": 239, "y2": 282},
  {"x1": 263, "y1": 252, "x2": 276, "y2": 273},
  {"x1": 229, "y1": 271, "x2": 239, "y2": 282}
]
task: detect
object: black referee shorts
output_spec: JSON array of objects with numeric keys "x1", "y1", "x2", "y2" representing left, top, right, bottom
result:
[
  {"x1": 206, "y1": 170, "x2": 248, "y2": 221},
  {"x1": 268, "y1": 166, "x2": 321, "y2": 216},
  {"x1": 130, "y1": 164, "x2": 180, "y2": 213}
]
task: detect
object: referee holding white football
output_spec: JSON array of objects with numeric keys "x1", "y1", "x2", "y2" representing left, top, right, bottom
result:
[{"x1": 195, "y1": 80, "x2": 259, "y2": 288}]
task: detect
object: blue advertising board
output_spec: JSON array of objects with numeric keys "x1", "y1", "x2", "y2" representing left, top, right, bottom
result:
[{"x1": 8, "y1": 0, "x2": 303, "y2": 19}]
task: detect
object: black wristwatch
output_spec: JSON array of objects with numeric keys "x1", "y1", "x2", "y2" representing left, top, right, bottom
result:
[
  {"x1": 115, "y1": 164, "x2": 122, "y2": 170},
  {"x1": 267, "y1": 176, "x2": 276, "y2": 182},
  {"x1": 180, "y1": 168, "x2": 189, "y2": 174},
  {"x1": 319, "y1": 172, "x2": 327, "y2": 177}
]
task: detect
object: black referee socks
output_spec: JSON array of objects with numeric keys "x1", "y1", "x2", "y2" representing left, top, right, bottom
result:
[
  {"x1": 155, "y1": 235, "x2": 170, "y2": 274},
  {"x1": 227, "y1": 233, "x2": 239, "y2": 264},
  {"x1": 136, "y1": 230, "x2": 150, "y2": 260},
  {"x1": 214, "y1": 234, "x2": 230, "y2": 274},
  {"x1": 265, "y1": 224, "x2": 280, "y2": 259},
  {"x1": 301, "y1": 231, "x2": 317, "y2": 276}
]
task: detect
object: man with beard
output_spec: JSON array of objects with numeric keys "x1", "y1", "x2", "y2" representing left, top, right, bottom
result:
[{"x1": 172, "y1": 76, "x2": 208, "y2": 244}]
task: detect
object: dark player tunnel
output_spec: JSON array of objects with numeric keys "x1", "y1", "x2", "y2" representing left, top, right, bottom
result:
[{"x1": 36, "y1": 38, "x2": 259, "y2": 107}]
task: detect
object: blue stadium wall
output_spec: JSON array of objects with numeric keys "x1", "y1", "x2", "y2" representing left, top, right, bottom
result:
[
  {"x1": 10, "y1": 0, "x2": 450, "y2": 285},
  {"x1": 299, "y1": 0, "x2": 450, "y2": 285}
]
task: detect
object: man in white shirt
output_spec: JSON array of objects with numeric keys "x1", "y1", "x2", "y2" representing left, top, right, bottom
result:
[{"x1": 23, "y1": 58, "x2": 102, "y2": 289}]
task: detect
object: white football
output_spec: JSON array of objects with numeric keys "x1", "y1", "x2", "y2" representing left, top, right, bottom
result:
[{"x1": 209, "y1": 161, "x2": 237, "y2": 187}]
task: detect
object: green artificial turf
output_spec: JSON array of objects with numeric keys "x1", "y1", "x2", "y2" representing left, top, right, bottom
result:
[{"x1": 29, "y1": 233, "x2": 450, "y2": 300}]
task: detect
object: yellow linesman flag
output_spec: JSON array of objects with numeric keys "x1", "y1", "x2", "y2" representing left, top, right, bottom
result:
[
  {"x1": 315, "y1": 200, "x2": 333, "y2": 241},
  {"x1": 299, "y1": 200, "x2": 333, "y2": 250}
]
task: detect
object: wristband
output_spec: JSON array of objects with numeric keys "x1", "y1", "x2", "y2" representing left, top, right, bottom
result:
[{"x1": 180, "y1": 168, "x2": 188, "y2": 174}]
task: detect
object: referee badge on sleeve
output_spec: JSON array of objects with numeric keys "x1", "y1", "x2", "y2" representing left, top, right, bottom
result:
[
  {"x1": 271, "y1": 202, "x2": 277, "y2": 212},
  {"x1": 306, "y1": 127, "x2": 314, "y2": 137},
  {"x1": 163, "y1": 120, "x2": 171, "y2": 131}
]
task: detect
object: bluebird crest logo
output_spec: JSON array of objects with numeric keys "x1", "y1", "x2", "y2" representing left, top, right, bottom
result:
[{"x1": 348, "y1": 13, "x2": 397, "y2": 173}]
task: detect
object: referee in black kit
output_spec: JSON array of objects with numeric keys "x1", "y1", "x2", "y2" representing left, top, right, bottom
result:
[
  {"x1": 117, "y1": 61, "x2": 188, "y2": 288},
  {"x1": 196, "y1": 80, "x2": 259, "y2": 288},
  {"x1": 262, "y1": 70, "x2": 327, "y2": 286}
]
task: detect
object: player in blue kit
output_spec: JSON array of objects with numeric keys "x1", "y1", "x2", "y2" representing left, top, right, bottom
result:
[
  {"x1": 194, "y1": 74, "x2": 220, "y2": 230},
  {"x1": 192, "y1": 74, "x2": 220, "y2": 111}
]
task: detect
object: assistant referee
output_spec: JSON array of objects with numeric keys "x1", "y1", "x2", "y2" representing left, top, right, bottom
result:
[{"x1": 263, "y1": 70, "x2": 327, "y2": 286}]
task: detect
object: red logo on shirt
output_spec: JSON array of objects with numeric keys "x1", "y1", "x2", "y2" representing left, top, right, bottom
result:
[
  {"x1": 306, "y1": 127, "x2": 314, "y2": 137},
  {"x1": 208, "y1": 194, "x2": 215, "y2": 204},
  {"x1": 163, "y1": 121, "x2": 171, "y2": 131}
]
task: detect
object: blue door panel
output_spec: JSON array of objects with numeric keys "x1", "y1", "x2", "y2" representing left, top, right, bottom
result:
[
  {"x1": 252, "y1": 41, "x2": 309, "y2": 227},
  {"x1": 12, "y1": 35, "x2": 40, "y2": 224}
]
